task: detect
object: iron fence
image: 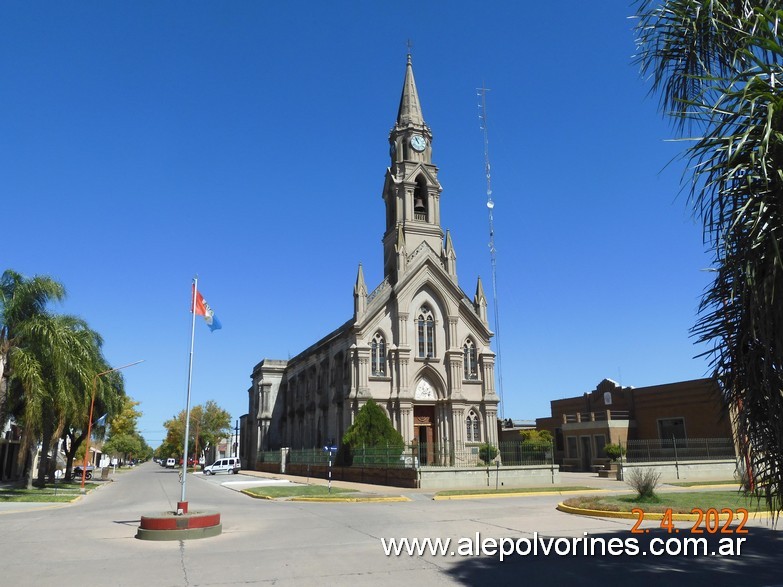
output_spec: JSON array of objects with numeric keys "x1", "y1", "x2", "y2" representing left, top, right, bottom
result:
[
  {"x1": 256, "y1": 450, "x2": 282, "y2": 464},
  {"x1": 258, "y1": 441, "x2": 555, "y2": 469},
  {"x1": 624, "y1": 438, "x2": 735, "y2": 463}
]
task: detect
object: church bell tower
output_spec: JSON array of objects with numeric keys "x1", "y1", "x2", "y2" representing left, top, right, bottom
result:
[{"x1": 383, "y1": 54, "x2": 444, "y2": 283}]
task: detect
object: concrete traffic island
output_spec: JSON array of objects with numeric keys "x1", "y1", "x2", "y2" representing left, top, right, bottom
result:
[{"x1": 136, "y1": 508, "x2": 222, "y2": 541}]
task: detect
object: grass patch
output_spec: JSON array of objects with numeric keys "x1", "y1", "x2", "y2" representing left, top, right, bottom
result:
[
  {"x1": 0, "y1": 481, "x2": 97, "y2": 502},
  {"x1": 436, "y1": 486, "x2": 594, "y2": 497},
  {"x1": 244, "y1": 485, "x2": 357, "y2": 499},
  {"x1": 563, "y1": 490, "x2": 767, "y2": 514},
  {"x1": 667, "y1": 480, "x2": 737, "y2": 487}
]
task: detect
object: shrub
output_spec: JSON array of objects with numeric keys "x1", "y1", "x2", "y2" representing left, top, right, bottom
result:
[
  {"x1": 604, "y1": 443, "x2": 626, "y2": 462},
  {"x1": 625, "y1": 467, "x2": 661, "y2": 499},
  {"x1": 519, "y1": 429, "x2": 553, "y2": 443},
  {"x1": 343, "y1": 399, "x2": 403, "y2": 448},
  {"x1": 478, "y1": 443, "x2": 498, "y2": 463},
  {"x1": 341, "y1": 399, "x2": 404, "y2": 467}
]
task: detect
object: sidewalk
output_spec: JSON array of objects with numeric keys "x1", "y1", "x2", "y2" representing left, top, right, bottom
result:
[{"x1": 236, "y1": 468, "x2": 725, "y2": 498}]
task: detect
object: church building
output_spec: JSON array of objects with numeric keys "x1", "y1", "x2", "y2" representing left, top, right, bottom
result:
[{"x1": 244, "y1": 56, "x2": 500, "y2": 466}]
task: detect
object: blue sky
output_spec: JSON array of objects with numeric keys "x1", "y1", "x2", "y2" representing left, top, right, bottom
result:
[{"x1": 2, "y1": 2, "x2": 712, "y2": 447}]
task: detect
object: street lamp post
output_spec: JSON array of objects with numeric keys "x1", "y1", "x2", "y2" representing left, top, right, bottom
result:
[{"x1": 80, "y1": 360, "x2": 144, "y2": 492}]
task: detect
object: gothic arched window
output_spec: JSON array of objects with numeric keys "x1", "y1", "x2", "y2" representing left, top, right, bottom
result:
[
  {"x1": 417, "y1": 306, "x2": 435, "y2": 358},
  {"x1": 371, "y1": 332, "x2": 386, "y2": 376},
  {"x1": 466, "y1": 410, "x2": 481, "y2": 442},
  {"x1": 463, "y1": 339, "x2": 478, "y2": 380}
]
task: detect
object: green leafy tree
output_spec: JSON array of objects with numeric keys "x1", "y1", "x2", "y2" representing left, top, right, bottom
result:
[
  {"x1": 634, "y1": 0, "x2": 783, "y2": 518},
  {"x1": 517, "y1": 430, "x2": 553, "y2": 463},
  {"x1": 162, "y1": 400, "x2": 231, "y2": 462},
  {"x1": 102, "y1": 432, "x2": 143, "y2": 463},
  {"x1": 62, "y1": 368, "x2": 124, "y2": 481},
  {"x1": 478, "y1": 443, "x2": 498, "y2": 464},
  {"x1": 1, "y1": 271, "x2": 122, "y2": 486},
  {"x1": 343, "y1": 399, "x2": 403, "y2": 448},
  {"x1": 341, "y1": 399, "x2": 403, "y2": 466},
  {"x1": 519, "y1": 429, "x2": 553, "y2": 446},
  {"x1": 108, "y1": 396, "x2": 143, "y2": 437},
  {"x1": 102, "y1": 396, "x2": 146, "y2": 464}
]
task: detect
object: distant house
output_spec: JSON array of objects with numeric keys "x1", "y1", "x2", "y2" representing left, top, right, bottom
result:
[
  {"x1": 497, "y1": 419, "x2": 536, "y2": 443},
  {"x1": 535, "y1": 378, "x2": 733, "y2": 471}
]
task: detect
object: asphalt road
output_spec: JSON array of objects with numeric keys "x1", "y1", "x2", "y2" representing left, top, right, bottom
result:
[{"x1": 0, "y1": 462, "x2": 779, "y2": 586}]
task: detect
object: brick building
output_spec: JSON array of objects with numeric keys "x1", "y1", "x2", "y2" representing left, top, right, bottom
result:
[{"x1": 535, "y1": 378, "x2": 733, "y2": 471}]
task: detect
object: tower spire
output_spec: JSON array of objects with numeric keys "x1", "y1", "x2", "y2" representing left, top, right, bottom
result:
[
  {"x1": 396, "y1": 53, "x2": 424, "y2": 127},
  {"x1": 354, "y1": 263, "x2": 367, "y2": 318}
]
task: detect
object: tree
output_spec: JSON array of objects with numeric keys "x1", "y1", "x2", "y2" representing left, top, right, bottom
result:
[
  {"x1": 162, "y1": 401, "x2": 231, "y2": 462},
  {"x1": 342, "y1": 399, "x2": 403, "y2": 448},
  {"x1": 62, "y1": 368, "x2": 124, "y2": 481},
  {"x1": 101, "y1": 396, "x2": 146, "y2": 465},
  {"x1": 102, "y1": 433, "x2": 143, "y2": 463},
  {"x1": 0, "y1": 270, "x2": 66, "y2": 427},
  {"x1": 634, "y1": 1, "x2": 783, "y2": 518},
  {"x1": 341, "y1": 399, "x2": 403, "y2": 466},
  {"x1": 107, "y1": 396, "x2": 143, "y2": 437},
  {"x1": 1, "y1": 270, "x2": 125, "y2": 486},
  {"x1": 519, "y1": 429, "x2": 553, "y2": 446}
]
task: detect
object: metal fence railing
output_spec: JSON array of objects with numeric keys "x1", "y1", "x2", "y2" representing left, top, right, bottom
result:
[
  {"x1": 258, "y1": 441, "x2": 556, "y2": 469},
  {"x1": 624, "y1": 438, "x2": 735, "y2": 463},
  {"x1": 256, "y1": 450, "x2": 282, "y2": 464}
]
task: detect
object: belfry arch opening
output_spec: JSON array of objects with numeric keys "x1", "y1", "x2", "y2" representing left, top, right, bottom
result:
[{"x1": 413, "y1": 175, "x2": 428, "y2": 221}]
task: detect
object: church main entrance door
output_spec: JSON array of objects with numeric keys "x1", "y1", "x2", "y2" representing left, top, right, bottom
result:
[{"x1": 413, "y1": 406, "x2": 436, "y2": 465}]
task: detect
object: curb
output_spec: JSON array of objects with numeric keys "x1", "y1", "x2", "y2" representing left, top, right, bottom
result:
[
  {"x1": 136, "y1": 511, "x2": 222, "y2": 541},
  {"x1": 240, "y1": 490, "x2": 273, "y2": 500},
  {"x1": 239, "y1": 489, "x2": 409, "y2": 502},
  {"x1": 434, "y1": 489, "x2": 610, "y2": 501},
  {"x1": 556, "y1": 501, "x2": 773, "y2": 521},
  {"x1": 290, "y1": 496, "x2": 410, "y2": 503}
]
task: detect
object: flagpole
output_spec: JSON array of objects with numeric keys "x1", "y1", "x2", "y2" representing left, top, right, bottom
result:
[{"x1": 180, "y1": 275, "x2": 198, "y2": 511}]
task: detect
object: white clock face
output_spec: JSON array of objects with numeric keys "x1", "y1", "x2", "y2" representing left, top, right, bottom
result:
[{"x1": 410, "y1": 135, "x2": 427, "y2": 152}]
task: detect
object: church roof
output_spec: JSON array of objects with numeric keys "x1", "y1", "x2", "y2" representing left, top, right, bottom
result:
[{"x1": 396, "y1": 54, "x2": 424, "y2": 127}]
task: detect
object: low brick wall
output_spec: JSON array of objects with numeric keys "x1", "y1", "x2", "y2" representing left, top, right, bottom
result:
[
  {"x1": 253, "y1": 462, "x2": 418, "y2": 488},
  {"x1": 252, "y1": 462, "x2": 559, "y2": 489},
  {"x1": 418, "y1": 465, "x2": 559, "y2": 490},
  {"x1": 619, "y1": 459, "x2": 738, "y2": 482}
]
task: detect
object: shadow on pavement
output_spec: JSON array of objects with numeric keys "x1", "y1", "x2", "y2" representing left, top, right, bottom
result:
[{"x1": 446, "y1": 527, "x2": 781, "y2": 586}]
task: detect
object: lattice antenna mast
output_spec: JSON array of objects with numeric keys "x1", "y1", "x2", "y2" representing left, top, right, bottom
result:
[{"x1": 477, "y1": 85, "x2": 505, "y2": 420}]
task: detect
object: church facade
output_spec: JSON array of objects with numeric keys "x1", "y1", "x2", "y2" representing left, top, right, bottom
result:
[{"x1": 244, "y1": 56, "x2": 500, "y2": 467}]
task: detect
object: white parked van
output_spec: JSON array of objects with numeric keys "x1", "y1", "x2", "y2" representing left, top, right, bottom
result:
[
  {"x1": 203, "y1": 457, "x2": 240, "y2": 475},
  {"x1": 165, "y1": 458, "x2": 176, "y2": 468}
]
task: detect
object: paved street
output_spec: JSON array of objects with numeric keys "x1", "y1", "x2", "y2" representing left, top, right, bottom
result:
[{"x1": 0, "y1": 462, "x2": 779, "y2": 586}]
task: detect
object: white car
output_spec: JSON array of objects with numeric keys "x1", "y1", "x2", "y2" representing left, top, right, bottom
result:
[
  {"x1": 203, "y1": 457, "x2": 240, "y2": 475},
  {"x1": 165, "y1": 458, "x2": 176, "y2": 468}
]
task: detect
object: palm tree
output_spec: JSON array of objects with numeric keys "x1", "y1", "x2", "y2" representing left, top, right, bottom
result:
[
  {"x1": 0, "y1": 270, "x2": 65, "y2": 422},
  {"x1": 1, "y1": 270, "x2": 122, "y2": 487},
  {"x1": 634, "y1": 1, "x2": 783, "y2": 519}
]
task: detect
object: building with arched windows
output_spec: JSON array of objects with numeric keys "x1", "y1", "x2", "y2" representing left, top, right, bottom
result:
[{"x1": 244, "y1": 55, "x2": 500, "y2": 466}]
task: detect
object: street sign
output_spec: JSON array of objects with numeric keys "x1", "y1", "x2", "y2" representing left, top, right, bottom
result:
[{"x1": 323, "y1": 445, "x2": 338, "y2": 452}]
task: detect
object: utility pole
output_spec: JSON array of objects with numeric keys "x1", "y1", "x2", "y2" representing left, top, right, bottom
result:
[{"x1": 234, "y1": 420, "x2": 239, "y2": 457}]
